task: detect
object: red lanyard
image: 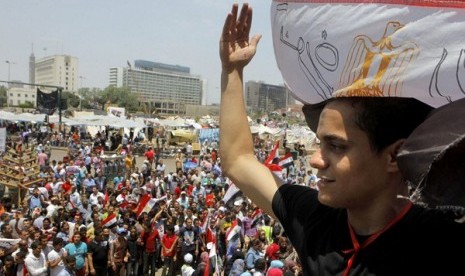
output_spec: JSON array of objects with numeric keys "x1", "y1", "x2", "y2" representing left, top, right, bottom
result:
[{"x1": 342, "y1": 201, "x2": 412, "y2": 276}]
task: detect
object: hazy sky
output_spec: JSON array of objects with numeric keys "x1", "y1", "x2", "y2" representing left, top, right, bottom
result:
[{"x1": 0, "y1": 0, "x2": 283, "y2": 105}]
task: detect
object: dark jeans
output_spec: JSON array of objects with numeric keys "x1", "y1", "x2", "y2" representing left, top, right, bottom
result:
[
  {"x1": 126, "y1": 260, "x2": 140, "y2": 276},
  {"x1": 161, "y1": 256, "x2": 176, "y2": 276},
  {"x1": 143, "y1": 252, "x2": 157, "y2": 276},
  {"x1": 94, "y1": 267, "x2": 108, "y2": 276}
]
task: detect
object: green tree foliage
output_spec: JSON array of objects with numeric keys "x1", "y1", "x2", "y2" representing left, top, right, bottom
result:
[
  {"x1": 0, "y1": 86, "x2": 7, "y2": 107},
  {"x1": 77, "y1": 87, "x2": 103, "y2": 110},
  {"x1": 18, "y1": 101, "x2": 34, "y2": 108},
  {"x1": 63, "y1": 91, "x2": 80, "y2": 108},
  {"x1": 99, "y1": 86, "x2": 139, "y2": 112}
]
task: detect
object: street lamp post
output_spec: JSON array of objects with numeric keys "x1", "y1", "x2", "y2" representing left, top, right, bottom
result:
[{"x1": 78, "y1": 76, "x2": 86, "y2": 111}]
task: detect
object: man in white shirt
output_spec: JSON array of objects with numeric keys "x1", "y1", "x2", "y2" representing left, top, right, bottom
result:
[
  {"x1": 69, "y1": 186, "x2": 82, "y2": 208},
  {"x1": 89, "y1": 187, "x2": 104, "y2": 206},
  {"x1": 46, "y1": 198, "x2": 60, "y2": 218},
  {"x1": 25, "y1": 240, "x2": 48, "y2": 276},
  {"x1": 156, "y1": 159, "x2": 166, "y2": 177},
  {"x1": 48, "y1": 237, "x2": 67, "y2": 276}
]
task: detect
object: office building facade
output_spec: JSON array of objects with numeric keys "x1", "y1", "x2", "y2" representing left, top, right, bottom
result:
[
  {"x1": 7, "y1": 87, "x2": 36, "y2": 107},
  {"x1": 35, "y1": 55, "x2": 79, "y2": 92},
  {"x1": 245, "y1": 81, "x2": 294, "y2": 112},
  {"x1": 109, "y1": 60, "x2": 204, "y2": 116}
]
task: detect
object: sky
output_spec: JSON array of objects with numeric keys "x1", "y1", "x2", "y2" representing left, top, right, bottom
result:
[{"x1": 0, "y1": 0, "x2": 284, "y2": 105}]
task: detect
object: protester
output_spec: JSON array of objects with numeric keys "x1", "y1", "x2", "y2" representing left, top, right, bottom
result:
[{"x1": 218, "y1": 3, "x2": 465, "y2": 275}]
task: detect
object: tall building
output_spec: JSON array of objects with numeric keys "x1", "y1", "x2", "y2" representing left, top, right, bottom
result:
[
  {"x1": 35, "y1": 55, "x2": 79, "y2": 92},
  {"x1": 29, "y1": 45, "x2": 35, "y2": 86},
  {"x1": 109, "y1": 60, "x2": 204, "y2": 115},
  {"x1": 245, "y1": 81, "x2": 294, "y2": 112}
]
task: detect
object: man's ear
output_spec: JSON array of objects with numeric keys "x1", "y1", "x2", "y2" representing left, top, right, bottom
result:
[{"x1": 386, "y1": 139, "x2": 406, "y2": 173}]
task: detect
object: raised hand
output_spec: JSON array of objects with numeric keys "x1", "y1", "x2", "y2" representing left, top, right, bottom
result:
[{"x1": 220, "y1": 3, "x2": 261, "y2": 72}]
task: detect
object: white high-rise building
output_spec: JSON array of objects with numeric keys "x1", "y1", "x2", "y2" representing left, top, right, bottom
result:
[
  {"x1": 35, "y1": 55, "x2": 79, "y2": 92},
  {"x1": 109, "y1": 60, "x2": 204, "y2": 115}
]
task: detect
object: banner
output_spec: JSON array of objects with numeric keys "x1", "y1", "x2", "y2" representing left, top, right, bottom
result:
[
  {"x1": 36, "y1": 88, "x2": 58, "y2": 115},
  {"x1": 0, "y1": 238, "x2": 21, "y2": 249},
  {"x1": 271, "y1": 0, "x2": 465, "y2": 108},
  {"x1": 107, "y1": 106, "x2": 126, "y2": 118}
]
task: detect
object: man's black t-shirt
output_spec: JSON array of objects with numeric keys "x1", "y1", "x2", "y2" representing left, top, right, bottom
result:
[
  {"x1": 272, "y1": 184, "x2": 465, "y2": 275},
  {"x1": 87, "y1": 241, "x2": 109, "y2": 268}
]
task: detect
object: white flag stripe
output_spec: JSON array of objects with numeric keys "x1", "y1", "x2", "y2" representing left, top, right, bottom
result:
[{"x1": 272, "y1": 0, "x2": 465, "y2": 108}]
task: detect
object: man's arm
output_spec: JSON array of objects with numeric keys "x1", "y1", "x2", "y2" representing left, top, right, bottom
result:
[
  {"x1": 219, "y1": 3, "x2": 281, "y2": 217},
  {"x1": 87, "y1": 249, "x2": 95, "y2": 275},
  {"x1": 48, "y1": 254, "x2": 62, "y2": 268}
]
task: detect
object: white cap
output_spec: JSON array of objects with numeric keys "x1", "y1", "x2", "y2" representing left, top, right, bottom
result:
[{"x1": 184, "y1": 253, "x2": 193, "y2": 263}]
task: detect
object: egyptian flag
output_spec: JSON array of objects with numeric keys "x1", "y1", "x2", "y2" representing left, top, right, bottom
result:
[
  {"x1": 102, "y1": 213, "x2": 117, "y2": 227},
  {"x1": 134, "y1": 194, "x2": 155, "y2": 217},
  {"x1": 226, "y1": 218, "x2": 242, "y2": 241},
  {"x1": 278, "y1": 153, "x2": 294, "y2": 168},
  {"x1": 222, "y1": 182, "x2": 241, "y2": 206},
  {"x1": 264, "y1": 140, "x2": 280, "y2": 165},
  {"x1": 251, "y1": 208, "x2": 264, "y2": 228},
  {"x1": 134, "y1": 194, "x2": 167, "y2": 217},
  {"x1": 206, "y1": 226, "x2": 216, "y2": 245},
  {"x1": 201, "y1": 215, "x2": 217, "y2": 245},
  {"x1": 200, "y1": 210, "x2": 210, "y2": 233},
  {"x1": 265, "y1": 163, "x2": 283, "y2": 178}
]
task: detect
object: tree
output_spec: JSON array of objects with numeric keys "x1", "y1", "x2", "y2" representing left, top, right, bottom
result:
[
  {"x1": 0, "y1": 86, "x2": 7, "y2": 107},
  {"x1": 77, "y1": 87, "x2": 103, "y2": 110},
  {"x1": 18, "y1": 101, "x2": 34, "y2": 108},
  {"x1": 63, "y1": 91, "x2": 80, "y2": 108},
  {"x1": 99, "y1": 86, "x2": 139, "y2": 113}
]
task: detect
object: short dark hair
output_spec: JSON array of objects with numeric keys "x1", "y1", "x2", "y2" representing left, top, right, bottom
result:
[
  {"x1": 345, "y1": 97, "x2": 432, "y2": 152},
  {"x1": 254, "y1": 258, "x2": 267, "y2": 271},
  {"x1": 306, "y1": 97, "x2": 433, "y2": 153},
  {"x1": 30, "y1": 240, "x2": 41, "y2": 249},
  {"x1": 64, "y1": 255, "x2": 76, "y2": 265},
  {"x1": 53, "y1": 237, "x2": 63, "y2": 246}
]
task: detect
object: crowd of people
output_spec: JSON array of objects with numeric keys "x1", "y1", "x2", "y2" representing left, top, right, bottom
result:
[{"x1": 0, "y1": 118, "x2": 317, "y2": 276}]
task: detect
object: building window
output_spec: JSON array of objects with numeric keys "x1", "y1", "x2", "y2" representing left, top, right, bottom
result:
[
  {"x1": 25, "y1": 94, "x2": 28, "y2": 98},
  {"x1": 17, "y1": 94, "x2": 21, "y2": 97},
  {"x1": 9, "y1": 93, "x2": 12, "y2": 96},
  {"x1": 32, "y1": 95, "x2": 35, "y2": 98}
]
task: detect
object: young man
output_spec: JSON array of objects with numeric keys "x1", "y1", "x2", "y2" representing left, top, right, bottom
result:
[
  {"x1": 24, "y1": 241, "x2": 48, "y2": 276},
  {"x1": 48, "y1": 237, "x2": 66, "y2": 276},
  {"x1": 64, "y1": 232, "x2": 87, "y2": 276},
  {"x1": 219, "y1": 3, "x2": 465, "y2": 275}
]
